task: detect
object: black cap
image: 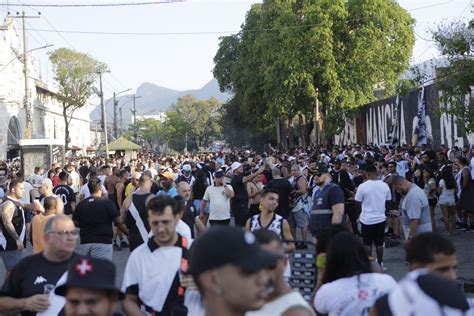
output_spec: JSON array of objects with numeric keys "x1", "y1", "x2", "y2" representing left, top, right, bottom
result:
[
  {"x1": 55, "y1": 256, "x2": 123, "y2": 298},
  {"x1": 316, "y1": 164, "x2": 329, "y2": 174},
  {"x1": 189, "y1": 227, "x2": 279, "y2": 276}
]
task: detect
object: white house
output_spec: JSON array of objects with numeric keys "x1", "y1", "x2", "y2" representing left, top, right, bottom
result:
[{"x1": 0, "y1": 15, "x2": 91, "y2": 160}]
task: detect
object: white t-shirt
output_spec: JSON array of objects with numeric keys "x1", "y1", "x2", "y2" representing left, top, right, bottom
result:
[
  {"x1": 98, "y1": 175, "x2": 107, "y2": 186},
  {"x1": 396, "y1": 160, "x2": 409, "y2": 178},
  {"x1": 177, "y1": 220, "x2": 192, "y2": 241},
  {"x1": 21, "y1": 181, "x2": 33, "y2": 204},
  {"x1": 313, "y1": 273, "x2": 397, "y2": 316},
  {"x1": 203, "y1": 185, "x2": 233, "y2": 220},
  {"x1": 79, "y1": 183, "x2": 107, "y2": 199},
  {"x1": 355, "y1": 180, "x2": 391, "y2": 225},
  {"x1": 69, "y1": 170, "x2": 80, "y2": 193},
  {"x1": 471, "y1": 157, "x2": 474, "y2": 179}
]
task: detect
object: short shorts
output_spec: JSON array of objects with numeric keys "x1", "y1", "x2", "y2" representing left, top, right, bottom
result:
[{"x1": 288, "y1": 209, "x2": 309, "y2": 229}]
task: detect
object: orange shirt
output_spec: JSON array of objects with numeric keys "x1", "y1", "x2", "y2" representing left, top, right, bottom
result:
[{"x1": 31, "y1": 214, "x2": 56, "y2": 254}]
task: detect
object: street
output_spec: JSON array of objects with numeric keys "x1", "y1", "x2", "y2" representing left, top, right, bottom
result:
[{"x1": 0, "y1": 218, "x2": 473, "y2": 294}]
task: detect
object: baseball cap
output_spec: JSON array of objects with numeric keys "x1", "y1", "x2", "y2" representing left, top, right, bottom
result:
[
  {"x1": 55, "y1": 256, "x2": 123, "y2": 298},
  {"x1": 30, "y1": 174, "x2": 44, "y2": 188},
  {"x1": 230, "y1": 162, "x2": 242, "y2": 172},
  {"x1": 182, "y1": 164, "x2": 192, "y2": 172},
  {"x1": 131, "y1": 172, "x2": 141, "y2": 180},
  {"x1": 214, "y1": 170, "x2": 224, "y2": 177},
  {"x1": 159, "y1": 171, "x2": 174, "y2": 181},
  {"x1": 189, "y1": 227, "x2": 280, "y2": 276},
  {"x1": 316, "y1": 164, "x2": 329, "y2": 174}
]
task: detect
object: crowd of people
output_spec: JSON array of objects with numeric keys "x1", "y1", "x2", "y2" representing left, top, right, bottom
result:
[{"x1": 0, "y1": 142, "x2": 472, "y2": 315}]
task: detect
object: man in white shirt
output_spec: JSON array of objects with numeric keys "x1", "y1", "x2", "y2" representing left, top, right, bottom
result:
[
  {"x1": 200, "y1": 170, "x2": 234, "y2": 227},
  {"x1": 66, "y1": 164, "x2": 80, "y2": 194},
  {"x1": 355, "y1": 164, "x2": 391, "y2": 266}
]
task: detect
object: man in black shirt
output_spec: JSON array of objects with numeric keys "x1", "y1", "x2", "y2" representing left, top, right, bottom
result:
[
  {"x1": 265, "y1": 167, "x2": 293, "y2": 219},
  {"x1": 53, "y1": 172, "x2": 76, "y2": 216},
  {"x1": 73, "y1": 178, "x2": 128, "y2": 261},
  {"x1": 0, "y1": 215, "x2": 79, "y2": 315},
  {"x1": 120, "y1": 174, "x2": 154, "y2": 251},
  {"x1": 230, "y1": 162, "x2": 264, "y2": 227}
]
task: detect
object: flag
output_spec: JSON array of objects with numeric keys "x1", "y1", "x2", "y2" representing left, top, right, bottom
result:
[{"x1": 412, "y1": 86, "x2": 427, "y2": 146}]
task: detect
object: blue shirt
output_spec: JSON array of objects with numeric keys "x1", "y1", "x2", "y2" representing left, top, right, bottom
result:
[
  {"x1": 156, "y1": 186, "x2": 177, "y2": 198},
  {"x1": 312, "y1": 182, "x2": 345, "y2": 212}
]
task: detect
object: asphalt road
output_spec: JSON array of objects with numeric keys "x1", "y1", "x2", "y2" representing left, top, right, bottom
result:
[{"x1": 0, "y1": 215, "x2": 473, "y2": 295}]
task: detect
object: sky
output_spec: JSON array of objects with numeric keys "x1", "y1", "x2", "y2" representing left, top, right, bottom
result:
[{"x1": 0, "y1": 0, "x2": 472, "y2": 104}]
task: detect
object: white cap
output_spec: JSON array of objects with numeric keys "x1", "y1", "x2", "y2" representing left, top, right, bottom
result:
[{"x1": 231, "y1": 162, "x2": 242, "y2": 172}]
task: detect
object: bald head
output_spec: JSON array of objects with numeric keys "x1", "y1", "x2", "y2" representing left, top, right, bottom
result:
[
  {"x1": 177, "y1": 181, "x2": 191, "y2": 201},
  {"x1": 272, "y1": 167, "x2": 282, "y2": 178}
]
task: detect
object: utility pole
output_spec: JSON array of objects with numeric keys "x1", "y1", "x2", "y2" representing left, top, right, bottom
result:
[
  {"x1": 113, "y1": 88, "x2": 131, "y2": 139},
  {"x1": 119, "y1": 107, "x2": 123, "y2": 136},
  {"x1": 128, "y1": 94, "x2": 141, "y2": 143},
  {"x1": 14, "y1": 11, "x2": 40, "y2": 139},
  {"x1": 96, "y1": 70, "x2": 110, "y2": 159},
  {"x1": 113, "y1": 92, "x2": 117, "y2": 139}
]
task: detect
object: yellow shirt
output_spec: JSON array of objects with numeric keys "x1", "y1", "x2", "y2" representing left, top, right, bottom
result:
[
  {"x1": 125, "y1": 183, "x2": 137, "y2": 198},
  {"x1": 31, "y1": 213, "x2": 57, "y2": 254}
]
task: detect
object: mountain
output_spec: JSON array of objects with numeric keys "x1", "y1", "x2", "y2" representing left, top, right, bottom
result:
[{"x1": 90, "y1": 79, "x2": 231, "y2": 124}]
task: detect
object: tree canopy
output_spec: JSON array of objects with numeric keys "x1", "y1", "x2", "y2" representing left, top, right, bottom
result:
[
  {"x1": 432, "y1": 20, "x2": 474, "y2": 133},
  {"x1": 49, "y1": 48, "x2": 107, "y2": 151},
  {"x1": 214, "y1": 0, "x2": 415, "y2": 144},
  {"x1": 130, "y1": 95, "x2": 222, "y2": 152}
]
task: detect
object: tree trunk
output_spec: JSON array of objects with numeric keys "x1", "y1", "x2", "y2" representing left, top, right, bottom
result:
[
  {"x1": 63, "y1": 103, "x2": 69, "y2": 164},
  {"x1": 298, "y1": 113, "x2": 307, "y2": 147},
  {"x1": 288, "y1": 116, "x2": 294, "y2": 149}
]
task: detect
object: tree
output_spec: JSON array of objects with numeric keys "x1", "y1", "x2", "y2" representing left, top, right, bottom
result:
[
  {"x1": 214, "y1": 0, "x2": 415, "y2": 145},
  {"x1": 432, "y1": 20, "x2": 474, "y2": 133},
  {"x1": 164, "y1": 95, "x2": 222, "y2": 150},
  {"x1": 49, "y1": 48, "x2": 107, "y2": 152}
]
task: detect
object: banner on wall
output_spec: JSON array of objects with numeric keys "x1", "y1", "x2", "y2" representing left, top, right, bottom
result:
[{"x1": 335, "y1": 84, "x2": 473, "y2": 148}]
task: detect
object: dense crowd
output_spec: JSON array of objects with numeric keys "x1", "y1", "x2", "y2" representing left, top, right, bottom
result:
[{"x1": 0, "y1": 142, "x2": 472, "y2": 315}]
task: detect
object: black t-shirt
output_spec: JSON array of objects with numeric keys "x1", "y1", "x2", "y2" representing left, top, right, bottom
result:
[
  {"x1": 53, "y1": 185, "x2": 76, "y2": 215},
  {"x1": 192, "y1": 182, "x2": 207, "y2": 200},
  {"x1": 231, "y1": 174, "x2": 248, "y2": 204},
  {"x1": 73, "y1": 196, "x2": 119, "y2": 244},
  {"x1": 151, "y1": 182, "x2": 161, "y2": 195},
  {"x1": 265, "y1": 178, "x2": 293, "y2": 218},
  {"x1": 0, "y1": 252, "x2": 79, "y2": 316}
]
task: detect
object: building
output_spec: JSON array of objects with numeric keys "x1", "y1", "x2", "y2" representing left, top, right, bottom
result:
[
  {"x1": 0, "y1": 15, "x2": 91, "y2": 161},
  {"x1": 137, "y1": 112, "x2": 167, "y2": 123}
]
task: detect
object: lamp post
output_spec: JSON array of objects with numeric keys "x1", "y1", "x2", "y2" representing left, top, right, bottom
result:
[{"x1": 113, "y1": 88, "x2": 131, "y2": 139}]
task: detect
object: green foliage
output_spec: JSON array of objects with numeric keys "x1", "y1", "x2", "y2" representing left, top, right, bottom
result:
[
  {"x1": 135, "y1": 95, "x2": 222, "y2": 151},
  {"x1": 214, "y1": 0, "x2": 415, "y2": 143},
  {"x1": 432, "y1": 21, "x2": 474, "y2": 133},
  {"x1": 48, "y1": 48, "x2": 107, "y2": 150}
]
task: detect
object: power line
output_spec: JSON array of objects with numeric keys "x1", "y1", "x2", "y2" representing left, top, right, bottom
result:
[
  {"x1": 14, "y1": 1, "x2": 126, "y2": 98},
  {"x1": 25, "y1": 27, "x2": 237, "y2": 36},
  {"x1": 406, "y1": 1, "x2": 454, "y2": 12},
  {"x1": 1, "y1": 1, "x2": 184, "y2": 8}
]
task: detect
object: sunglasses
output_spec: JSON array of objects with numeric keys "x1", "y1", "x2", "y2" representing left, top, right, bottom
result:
[{"x1": 315, "y1": 173, "x2": 323, "y2": 177}]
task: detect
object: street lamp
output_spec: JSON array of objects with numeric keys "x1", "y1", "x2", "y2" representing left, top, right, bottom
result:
[{"x1": 0, "y1": 44, "x2": 54, "y2": 73}]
